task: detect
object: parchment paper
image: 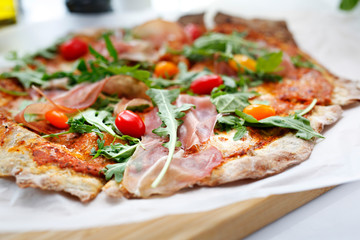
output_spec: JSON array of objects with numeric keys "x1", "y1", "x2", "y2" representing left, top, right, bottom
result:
[{"x1": 0, "y1": 0, "x2": 360, "y2": 232}]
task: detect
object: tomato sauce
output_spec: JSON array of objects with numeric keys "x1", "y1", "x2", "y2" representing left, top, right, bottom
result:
[{"x1": 33, "y1": 133, "x2": 121, "y2": 176}]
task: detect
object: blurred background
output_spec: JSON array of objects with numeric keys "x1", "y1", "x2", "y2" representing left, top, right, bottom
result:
[
  {"x1": 1, "y1": 0, "x2": 359, "y2": 80},
  {"x1": 0, "y1": 0, "x2": 358, "y2": 26}
]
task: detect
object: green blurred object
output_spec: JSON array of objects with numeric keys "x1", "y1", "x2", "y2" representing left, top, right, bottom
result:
[
  {"x1": 339, "y1": 0, "x2": 359, "y2": 11},
  {"x1": 0, "y1": 0, "x2": 17, "y2": 26}
]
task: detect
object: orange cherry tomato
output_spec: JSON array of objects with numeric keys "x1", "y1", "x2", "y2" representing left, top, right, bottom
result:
[
  {"x1": 229, "y1": 54, "x2": 257, "y2": 72},
  {"x1": 45, "y1": 110, "x2": 69, "y2": 129},
  {"x1": 154, "y1": 61, "x2": 179, "y2": 79},
  {"x1": 243, "y1": 104, "x2": 276, "y2": 120},
  {"x1": 115, "y1": 110, "x2": 145, "y2": 138}
]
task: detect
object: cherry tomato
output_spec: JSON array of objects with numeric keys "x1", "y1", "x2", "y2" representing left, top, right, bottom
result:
[
  {"x1": 184, "y1": 23, "x2": 202, "y2": 41},
  {"x1": 115, "y1": 110, "x2": 145, "y2": 138},
  {"x1": 243, "y1": 104, "x2": 276, "y2": 120},
  {"x1": 45, "y1": 110, "x2": 69, "y2": 129},
  {"x1": 60, "y1": 38, "x2": 88, "y2": 61},
  {"x1": 229, "y1": 54, "x2": 257, "y2": 72},
  {"x1": 190, "y1": 75, "x2": 223, "y2": 95},
  {"x1": 154, "y1": 61, "x2": 179, "y2": 79}
]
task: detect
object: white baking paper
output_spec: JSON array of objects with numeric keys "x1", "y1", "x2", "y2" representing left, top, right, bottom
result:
[{"x1": 0, "y1": 0, "x2": 360, "y2": 232}]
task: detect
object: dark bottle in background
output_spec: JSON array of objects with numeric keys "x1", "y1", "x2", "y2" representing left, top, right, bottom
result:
[{"x1": 66, "y1": 0, "x2": 112, "y2": 13}]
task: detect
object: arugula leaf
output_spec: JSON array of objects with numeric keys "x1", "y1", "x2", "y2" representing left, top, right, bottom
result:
[
  {"x1": 102, "y1": 163, "x2": 127, "y2": 182},
  {"x1": 210, "y1": 87, "x2": 253, "y2": 113},
  {"x1": 35, "y1": 35, "x2": 71, "y2": 59},
  {"x1": 91, "y1": 139, "x2": 138, "y2": 162},
  {"x1": 4, "y1": 35, "x2": 151, "y2": 88},
  {"x1": 259, "y1": 115, "x2": 323, "y2": 140},
  {"x1": 43, "y1": 109, "x2": 118, "y2": 139},
  {"x1": 0, "y1": 86, "x2": 28, "y2": 96},
  {"x1": 80, "y1": 109, "x2": 118, "y2": 138},
  {"x1": 235, "y1": 110, "x2": 259, "y2": 123},
  {"x1": 290, "y1": 55, "x2": 322, "y2": 71},
  {"x1": 89, "y1": 46, "x2": 108, "y2": 63},
  {"x1": 211, "y1": 92, "x2": 252, "y2": 113},
  {"x1": 103, "y1": 34, "x2": 118, "y2": 62},
  {"x1": 103, "y1": 64, "x2": 151, "y2": 83},
  {"x1": 91, "y1": 97, "x2": 115, "y2": 112},
  {"x1": 234, "y1": 99, "x2": 323, "y2": 140},
  {"x1": 220, "y1": 75, "x2": 237, "y2": 89},
  {"x1": 182, "y1": 32, "x2": 270, "y2": 62},
  {"x1": 256, "y1": 51, "x2": 283, "y2": 73},
  {"x1": 216, "y1": 115, "x2": 247, "y2": 140},
  {"x1": 146, "y1": 62, "x2": 213, "y2": 91},
  {"x1": 1, "y1": 70, "x2": 46, "y2": 88},
  {"x1": 42, "y1": 116, "x2": 103, "y2": 139},
  {"x1": 146, "y1": 88, "x2": 194, "y2": 187}
]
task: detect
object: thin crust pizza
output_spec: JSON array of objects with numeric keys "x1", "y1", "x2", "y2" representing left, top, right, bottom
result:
[{"x1": 0, "y1": 13, "x2": 359, "y2": 201}]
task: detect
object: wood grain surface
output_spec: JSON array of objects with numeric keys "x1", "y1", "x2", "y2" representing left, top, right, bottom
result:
[{"x1": 0, "y1": 186, "x2": 334, "y2": 240}]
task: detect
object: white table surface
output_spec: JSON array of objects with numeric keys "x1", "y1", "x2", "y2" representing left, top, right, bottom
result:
[{"x1": 1, "y1": 0, "x2": 360, "y2": 239}]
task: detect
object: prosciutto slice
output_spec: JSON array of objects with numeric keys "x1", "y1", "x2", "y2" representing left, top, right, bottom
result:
[
  {"x1": 15, "y1": 80, "x2": 108, "y2": 134},
  {"x1": 123, "y1": 95, "x2": 223, "y2": 197},
  {"x1": 15, "y1": 75, "x2": 149, "y2": 134},
  {"x1": 176, "y1": 94, "x2": 219, "y2": 149},
  {"x1": 123, "y1": 137, "x2": 222, "y2": 197}
]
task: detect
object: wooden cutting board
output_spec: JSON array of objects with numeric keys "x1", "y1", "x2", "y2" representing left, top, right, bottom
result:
[{"x1": 0, "y1": 186, "x2": 333, "y2": 240}]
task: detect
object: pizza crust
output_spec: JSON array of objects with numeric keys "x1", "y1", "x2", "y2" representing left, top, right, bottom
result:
[
  {"x1": 214, "y1": 12, "x2": 297, "y2": 46},
  {"x1": 201, "y1": 105, "x2": 342, "y2": 186},
  {"x1": 0, "y1": 111, "x2": 104, "y2": 202}
]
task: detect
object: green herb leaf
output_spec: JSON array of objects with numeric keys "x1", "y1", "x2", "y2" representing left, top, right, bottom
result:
[
  {"x1": 233, "y1": 125, "x2": 247, "y2": 140},
  {"x1": 103, "y1": 34, "x2": 118, "y2": 62},
  {"x1": 92, "y1": 139, "x2": 138, "y2": 162},
  {"x1": 256, "y1": 51, "x2": 283, "y2": 73},
  {"x1": 258, "y1": 115, "x2": 323, "y2": 140},
  {"x1": 1, "y1": 70, "x2": 46, "y2": 88},
  {"x1": 103, "y1": 64, "x2": 151, "y2": 82},
  {"x1": 147, "y1": 62, "x2": 210, "y2": 90},
  {"x1": 340, "y1": 0, "x2": 359, "y2": 10},
  {"x1": 80, "y1": 109, "x2": 118, "y2": 138},
  {"x1": 235, "y1": 110, "x2": 259, "y2": 123},
  {"x1": 146, "y1": 88, "x2": 194, "y2": 187},
  {"x1": 89, "y1": 46, "x2": 108, "y2": 63},
  {"x1": 0, "y1": 86, "x2": 28, "y2": 96},
  {"x1": 42, "y1": 116, "x2": 103, "y2": 139},
  {"x1": 182, "y1": 32, "x2": 269, "y2": 61},
  {"x1": 216, "y1": 115, "x2": 247, "y2": 141},
  {"x1": 102, "y1": 162, "x2": 127, "y2": 182},
  {"x1": 290, "y1": 55, "x2": 322, "y2": 71},
  {"x1": 210, "y1": 88, "x2": 252, "y2": 113},
  {"x1": 234, "y1": 100, "x2": 323, "y2": 140}
]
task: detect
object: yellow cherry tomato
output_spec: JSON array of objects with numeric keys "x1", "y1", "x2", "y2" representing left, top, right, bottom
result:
[
  {"x1": 229, "y1": 54, "x2": 257, "y2": 72},
  {"x1": 154, "y1": 61, "x2": 179, "y2": 79},
  {"x1": 243, "y1": 104, "x2": 276, "y2": 120}
]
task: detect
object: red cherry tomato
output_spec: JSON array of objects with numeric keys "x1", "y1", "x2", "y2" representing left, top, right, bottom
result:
[
  {"x1": 184, "y1": 23, "x2": 202, "y2": 41},
  {"x1": 60, "y1": 38, "x2": 88, "y2": 61},
  {"x1": 190, "y1": 75, "x2": 223, "y2": 95},
  {"x1": 45, "y1": 110, "x2": 69, "y2": 129},
  {"x1": 115, "y1": 110, "x2": 145, "y2": 138}
]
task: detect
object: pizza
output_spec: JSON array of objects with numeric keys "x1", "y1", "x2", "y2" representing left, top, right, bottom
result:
[{"x1": 0, "y1": 12, "x2": 359, "y2": 202}]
